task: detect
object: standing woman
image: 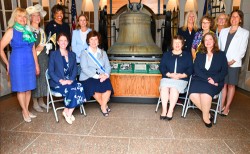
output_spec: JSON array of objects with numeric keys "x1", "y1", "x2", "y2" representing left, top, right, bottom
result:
[
  {"x1": 219, "y1": 10, "x2": 249, "y2": 116},
  {"x1": 48, "y1": 33, "x2": 86, "y2": 124},
  {"x1": 26, "y1": 4, "x2": 52, "y2": 112},
  {"x1": 72, "y1": 14, "x2": 92, "y2": 73},
  {"x1": 0, "y1": 8, "x2": 39, "y2": 122},
  {"x1": 189, "y1": 32, "x2": 228, "y2": 128},
  {"x1": 177, "y1": 10, "x2": 198, "y2": 53},
  {"x1": 213, "y1": 13, "x2": 229, "y2": 38},
  {"x1": 79, "y1": 30, "x2": 113, "y2": 117},
  {"x1": 45, "y1": 4, "x2": 70, "y2": 51},
  {"x1": 191, "y1": 15, "x2": 214, "y2": 59},
  {"x1": 159, "y1": 35, "x2": 193, "y2": 120}
]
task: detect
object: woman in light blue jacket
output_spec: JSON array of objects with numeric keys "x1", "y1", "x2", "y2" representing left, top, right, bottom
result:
[
  {"x1": 72, "y1": 14, "x2": 91, "y2": 69},
  {"x1": 80, "y1": 31, "x2": 113, "y2": 117}
]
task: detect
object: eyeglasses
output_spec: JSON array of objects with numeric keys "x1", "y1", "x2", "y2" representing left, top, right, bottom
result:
[
  {"x1": 202, "y1": 22, "x2": 210, "y2": 24},
  {"x1": 218, "y1": 18, "x2": 226, "y2": 20}
]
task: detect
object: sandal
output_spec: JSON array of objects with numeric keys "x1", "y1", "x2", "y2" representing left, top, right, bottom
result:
[
  {"x1": 106, "y1": 106, "x2": 111, "y2": 112},
  {"x1": 100, "y1": 108, "x2": 109, "y2": 117}
]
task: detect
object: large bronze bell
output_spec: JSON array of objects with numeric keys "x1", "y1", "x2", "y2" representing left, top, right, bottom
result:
[{"x1": 108, "y1": 3, "x2": 162, "y2": 57}]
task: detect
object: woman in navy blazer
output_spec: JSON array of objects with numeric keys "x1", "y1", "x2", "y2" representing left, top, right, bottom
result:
[
  {"x1": 159, "y1": 35, "x2": 193, "y2": 120},
  {"x1": 189, "y1": 32, "x2": 228, "y2": 128},
  {"x1": 218, "y1": 10, "x2": 249, "y2": 116},
  {"x1": 72, "y1": 14, "x2": 92, "y2": 64},
  {"x1": 177, "y1": 10, "x2": 198, "y2": 53},
  {"x1": 48, "y1": 33, "x2": 86, "y2": 124}
]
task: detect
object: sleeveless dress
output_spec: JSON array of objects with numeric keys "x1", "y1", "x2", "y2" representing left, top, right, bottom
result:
[
  {"x1": 9, "y1": 28, "x2": 36, "y2": 92},
  {"x1": 51, "y1": 56, "x2": 86, "y2": 108},
  {"x1": 31, "y1": 28, "x2": 48, "y2": 97}
]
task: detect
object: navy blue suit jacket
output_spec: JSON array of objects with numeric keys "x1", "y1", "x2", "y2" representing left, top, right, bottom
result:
[
  {"x1": 193, "y1": 51, "x2": 228, "y2": 87},
  {"x1": 159, "y1": 50, "x2": 193, "y2": 81},
  {"x1": 48, "y1": 50, "x2": 77, "y2": 87}
]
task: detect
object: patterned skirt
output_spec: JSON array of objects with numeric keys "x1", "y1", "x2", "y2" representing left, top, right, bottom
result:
[{"x1": 51, "y1": 81, "x2": 86, "y2": 108}]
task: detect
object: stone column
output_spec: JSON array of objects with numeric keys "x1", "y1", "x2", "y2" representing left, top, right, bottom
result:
[
  {"x1": 238, "y1": 0, "x2": 250, "y2": 91},
  {"x1": 224, "y1": 0, "x2": 233, "y2": 15},
  {"x1": 179, "y1": 0, "x2": 185, "y2": 27},
  {"x1": 92, "y1": 0, "x2": 100, "y2": 31}
]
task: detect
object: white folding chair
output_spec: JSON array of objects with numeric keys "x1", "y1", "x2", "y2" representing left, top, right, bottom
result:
[
  {"x1": 45, "y1": 69, "x2": 86, "y2": 122},
  {"x1": 155, "y1": 76, "x2": 192, "y2": 117},
  {"x1": 183, "y1": 90, "x2": 222, "y2": 124}
]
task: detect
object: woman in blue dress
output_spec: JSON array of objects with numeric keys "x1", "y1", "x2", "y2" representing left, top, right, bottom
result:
[
  {"x1": 0, "y1": 8, "x2": 39, "y2": 122},
  {"x1": 48, "y1": 33, "x2": 86, "y2": 124}
]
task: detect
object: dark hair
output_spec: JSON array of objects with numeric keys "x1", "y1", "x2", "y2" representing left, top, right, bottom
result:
[
  {"x1": 200, "y1": 15, "x2": 214, "y2": 29},
  {"x1": 86, "y1": 30, "x2": 102, "y2": 46},
  {"x1": 198, "y1": 32, "x2": 219, "y2": 54},
  {"x1": 230, "y1": 10, "x2": 244, "y2": 26},
  {"x1": 51, "y1": 4, "x2": 64, "y2": 19},
  {"x1": 171, "y1": 35, "x2": 185, "y2": 49},
  {"x1": 57, "y1": 32, "x2": 69, "y2": 42},
  {"x1": 76, "y1": 14, "x2": 89, "y2": 29}
]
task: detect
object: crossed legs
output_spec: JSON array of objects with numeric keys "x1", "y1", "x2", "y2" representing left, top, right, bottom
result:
[
  {"x1": 189, "y1": 93, "x2": 212, "y2": 124},
  {"x1": 93, "y1": 90, "x2": 111, "y2": 114}
]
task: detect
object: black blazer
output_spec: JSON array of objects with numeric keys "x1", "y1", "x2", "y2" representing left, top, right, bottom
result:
[
  {"x1": 48, "y1": 50, "x2": 77, "y2": 87},
  {"x1": 193, "y1": 51, "x2": 228, "y2": 87}
]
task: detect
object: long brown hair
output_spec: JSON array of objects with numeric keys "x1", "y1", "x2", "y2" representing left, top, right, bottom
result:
[{"x1": 198, "y1": 32, "x2": 220, "y2": 54}]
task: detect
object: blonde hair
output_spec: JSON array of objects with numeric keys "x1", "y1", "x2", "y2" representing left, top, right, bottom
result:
[
  {"x1": 76, "y1": 14, "x2": 89, "y2": 29},
  {"x1": 182, "y1": 10, "x2": 198, "y2": 31},
  {"x1": 213, "y1": 13, "x2": 229, "y2": 30},
  {"x1": 7, "y1": 7, "x2": 30, "y2": 29}
]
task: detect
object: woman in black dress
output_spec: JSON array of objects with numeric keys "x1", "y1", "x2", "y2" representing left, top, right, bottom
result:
[
  {"x1": 189, "y1": 32, "x2": 228, "y2": 128},
  {"x1": 45, "y1": 4, "x2": 70, "y2": 51}
]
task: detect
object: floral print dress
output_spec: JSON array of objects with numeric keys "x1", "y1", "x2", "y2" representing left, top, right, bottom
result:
[{"x1": 51, "y1": 56, "x2": 86, "y2": 108}]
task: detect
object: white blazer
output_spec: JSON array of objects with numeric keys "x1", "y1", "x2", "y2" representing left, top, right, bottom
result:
[{"x1": 219, "y1": 26, "x2": 249, "y2": 67}]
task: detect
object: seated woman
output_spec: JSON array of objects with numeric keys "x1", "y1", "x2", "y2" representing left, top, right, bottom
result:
[
  {"x1": 48, "y1": 33, "x2": 86, "y2": 124},
  {"x1": 159, "y1": 35, "x2": 193, "y2": 120},
  {"x1": 189, "y1": 32, "x2": 228, "y2": 128},
  {"x1": 79, "y1": 30, "x2": 113, "y2": 117}
]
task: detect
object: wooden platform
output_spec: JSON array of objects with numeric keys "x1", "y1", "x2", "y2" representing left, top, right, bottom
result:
[{"x1": 110, "y1": 73, "x2": 161, "y2": 97}]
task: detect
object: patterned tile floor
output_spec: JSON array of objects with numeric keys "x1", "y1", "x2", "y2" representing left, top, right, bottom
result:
[{"x1": 0, "y1": 89, "x2": 250, "y2": 153}]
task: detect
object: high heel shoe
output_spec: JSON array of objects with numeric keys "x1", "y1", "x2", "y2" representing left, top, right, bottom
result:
[
  {"x1": 106, "y1": 106, "x2": 111, "y2": 112},
  {"x1": 204, "y1": 121, "x2": 212, "y2": 128},
  {"x1": 22, "y1": 113, "x2": 31, "y2": 123},
  {"x1": 100, "y1": 108, "x2": 109, "y2": 117},
  {"x1": 166, "y1": 116, "x2": 173, "y2": 121},
  {"x1": 221, "y1": 110, "x2": 230, "y2": 116},
  {"x1": 160, "y1": 115, "x2": 167, "y2": 120}
]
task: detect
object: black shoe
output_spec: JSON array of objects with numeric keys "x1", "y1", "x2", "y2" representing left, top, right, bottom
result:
[
  {"x1": 100, "y1": 108, "x2": 109, "y2": 117},
  {"x1": 209, "y1": 114, "x2": 214, "y2": 122},
  {"x1": 160, "y1": 115, "x2": 167, "y2": 120},
  {"x1": 166, "y1": 116, "x2": 173, "y2": 121},
  {"x1": 204, "y1": 121, "x2": 212, "y2": 128}
]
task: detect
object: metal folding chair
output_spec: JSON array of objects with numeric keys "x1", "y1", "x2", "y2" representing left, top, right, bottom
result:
[
  {"x1": 155, "y1": 76, "x2": 192, "y2": 117},
  {"x1": 45, "y1": 69, "x2": 86, "y2": 122},
  {"x1": 183, "y1": 90, "x2": 222, "y2": 124}
]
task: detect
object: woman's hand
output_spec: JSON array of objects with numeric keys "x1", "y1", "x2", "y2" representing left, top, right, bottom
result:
[
  {"x1": 59, "y1": 79, "x2": 73, "y2": 85},
  {"x1": 36, "y1": 45, "x2": 44, "y2": 52},
  {"x1": 36, "y1": 64, "x2": 40, "y2": 75},
  {"x1": 208, "y1": 77, "x2": 218, "y2": 86},
  {"x1": 228, "y1": 59, "x2": 235, "y2": 66},
  {"x1": 99, "y1": 73, "x2": 108, "y2": 82}
]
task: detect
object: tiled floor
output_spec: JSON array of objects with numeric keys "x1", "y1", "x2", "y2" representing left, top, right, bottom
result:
[{"x1": 0, "y1": 89, "x2": 250, "y2": 153}]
